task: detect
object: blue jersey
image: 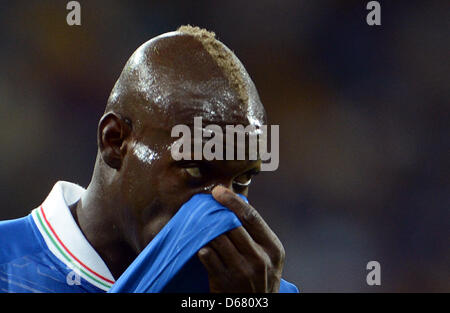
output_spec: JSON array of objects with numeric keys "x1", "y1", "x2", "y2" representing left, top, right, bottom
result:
[
  {"x1": 0, "y1": 182, "x2": 115, "y2": 292},
  {"x1": 0, "y1": 181, "x2": 299, "y2": 293},
  {"x1": 109, "y1": 193, "x2": 299, "y2": 293}
]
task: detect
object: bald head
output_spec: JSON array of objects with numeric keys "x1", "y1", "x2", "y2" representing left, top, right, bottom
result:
[
  {"x1": 87, "y1": 27, "x2": 270, "y2": 257},
  {"x1": 105, "y1": 26, "x2": 266, "y2": 132}
]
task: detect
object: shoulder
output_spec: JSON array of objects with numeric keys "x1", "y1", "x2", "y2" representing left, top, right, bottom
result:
[{"x1": 0, "y1": 214, "x2": 43, "y2": 265}]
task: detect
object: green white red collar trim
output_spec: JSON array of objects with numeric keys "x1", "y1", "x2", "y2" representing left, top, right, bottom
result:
[{"x1": 31, "y1": 181, "x2": 115, "y2": 291}]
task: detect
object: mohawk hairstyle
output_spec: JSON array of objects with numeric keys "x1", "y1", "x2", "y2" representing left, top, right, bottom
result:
[{"x1": 177, "y1": 25, "x2": 249, "y2": 105}]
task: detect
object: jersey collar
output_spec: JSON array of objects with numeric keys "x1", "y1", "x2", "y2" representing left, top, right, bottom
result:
[{"x1": 31, "y1": 181, "x2": 115, "y2": 291}]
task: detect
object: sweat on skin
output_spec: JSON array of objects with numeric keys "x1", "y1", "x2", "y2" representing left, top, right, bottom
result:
[{"x1": 67, "y1": 25, "x2": 287, "y2": 292}]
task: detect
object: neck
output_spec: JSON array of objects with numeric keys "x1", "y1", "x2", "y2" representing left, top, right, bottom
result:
[{"x1": 69, "y1": 180, "x2": 138, "y2": 280}]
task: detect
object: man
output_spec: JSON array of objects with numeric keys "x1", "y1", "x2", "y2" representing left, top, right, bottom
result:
[{"x1": 0, "y1": 26, "x2": 298, "y2": 293}]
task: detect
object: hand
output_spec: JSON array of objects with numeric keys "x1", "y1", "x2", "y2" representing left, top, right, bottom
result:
[{"x1": 197, "y1": 185, "x2": 285, "y2": 293}]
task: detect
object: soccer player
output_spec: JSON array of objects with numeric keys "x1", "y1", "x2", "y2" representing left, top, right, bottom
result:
[{"x1": 0, "y1": 26, "x2": 298, "y2": 293}]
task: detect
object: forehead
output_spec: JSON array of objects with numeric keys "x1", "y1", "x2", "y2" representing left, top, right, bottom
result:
[
  {"x1": 160, "y1": 93, "x2": 265, "y2": 130},
  {"x1": 126, "y1": 32, "x2": 266, "y2": 130}
]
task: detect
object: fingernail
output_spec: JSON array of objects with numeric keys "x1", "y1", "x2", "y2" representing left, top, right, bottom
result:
[
  {"x1": 198, "y1": 247, "x2": 208, "y2": 256},
  {"x1": 212, "y1": 185, "x2": 226, "y2": 197}
]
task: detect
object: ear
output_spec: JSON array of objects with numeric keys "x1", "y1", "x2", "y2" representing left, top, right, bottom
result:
[{"x1": 98, "y1": 112, "x2": 132, "y2": 170}]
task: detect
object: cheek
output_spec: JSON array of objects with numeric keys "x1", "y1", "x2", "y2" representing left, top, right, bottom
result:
[
  {"x1": 125, "y1": 166, "x2": 161, "y2": 210},
  {"x1": 120, "y1": 151, "x2": 209, "y2": 242},
  {"x1": 117, "y1": 149, "x2": 159, "y2": 215},
  {"x1": 121, "y1": 154, "x2": 184, "y2": 219},
  {"x1": 131, "y1": 171, "x2": 198, "y2": 248},
  {"x1": 132, "y1": 142, "x2": 162, "y2": 167}
]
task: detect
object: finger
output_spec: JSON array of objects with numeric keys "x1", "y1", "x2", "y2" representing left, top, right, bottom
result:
[
  {"x1": 227, "y1": 226, "x2": 265, "y2": 258},
  {"x1": 197, "y1": 246, "x2": 226, "y2": 276},
  {"x1": 212, "y1": 185, "x2": 266, "y2": 231},
  {"x1": 212, "y1": 185, "x2": 280, "y2": 249},
  {"x1": 208, "y1": 234, "x2": 247, "y2": 267},
  {"x1": 208, "y1": 235, "x2": 268, "y2": 291}
]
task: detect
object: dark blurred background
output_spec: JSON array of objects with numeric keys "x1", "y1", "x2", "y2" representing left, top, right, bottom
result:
[{"x1": 0, "y1": 0, "x2": 448, "y2": 292}]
